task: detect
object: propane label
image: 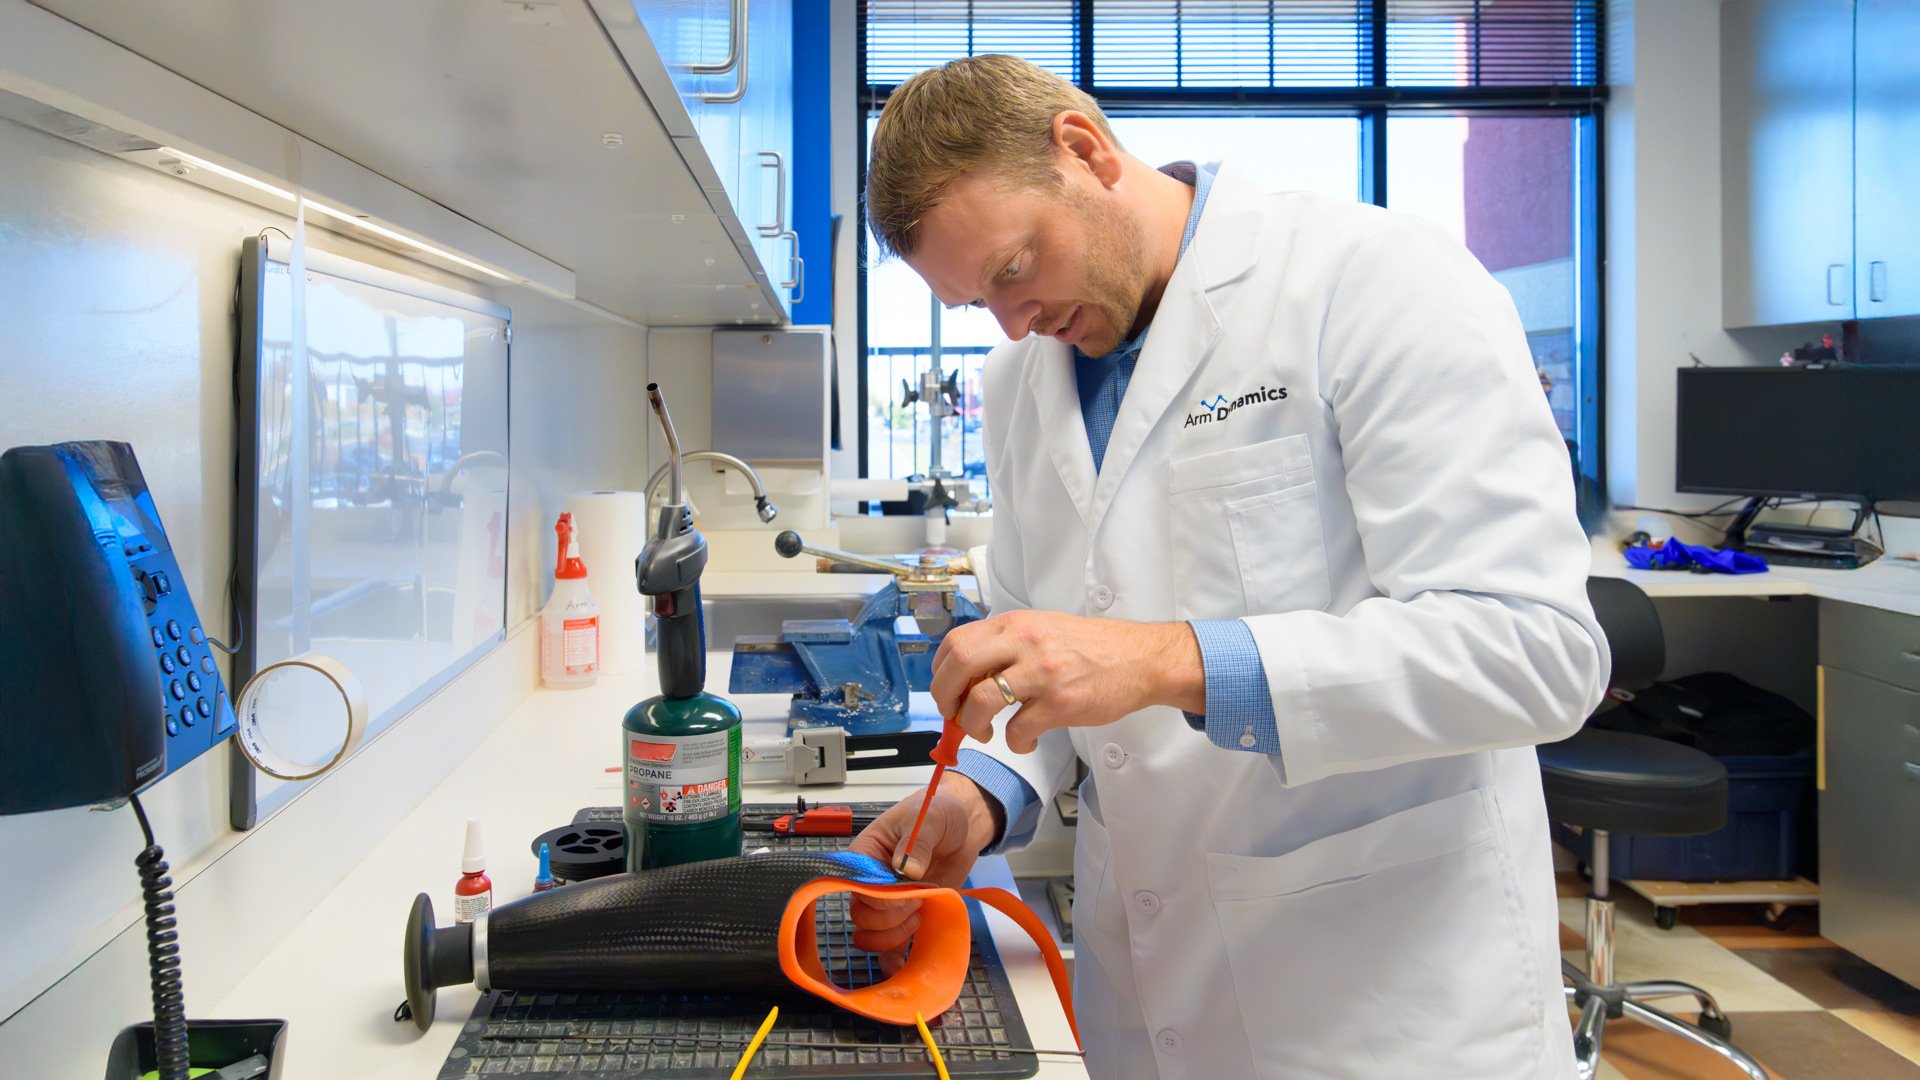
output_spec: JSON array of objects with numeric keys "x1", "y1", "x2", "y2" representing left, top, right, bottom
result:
[
  {"x1": 626, "y1": 728, "x2": 740, "y2": 823},
  {"x1": 562, "y1": 617, "x2": 599, "y2": 673}
]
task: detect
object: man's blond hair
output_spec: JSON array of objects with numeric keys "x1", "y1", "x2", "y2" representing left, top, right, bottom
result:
[{"x1": 866, "y1": 54, "x2": 1116, "y2": 258}]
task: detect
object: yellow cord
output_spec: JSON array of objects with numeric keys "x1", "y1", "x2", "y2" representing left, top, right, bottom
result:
[
  {"x1": 729, "y1": 1005, "x2": 779, "y2": 1080},
  {"x1": 914, "y1": 1012, "x2": 952, "y2": 1080}
]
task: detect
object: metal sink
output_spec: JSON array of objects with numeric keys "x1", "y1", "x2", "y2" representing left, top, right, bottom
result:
[{"x1": 647, "y1": 593, "x2": 874, "y2": 651}]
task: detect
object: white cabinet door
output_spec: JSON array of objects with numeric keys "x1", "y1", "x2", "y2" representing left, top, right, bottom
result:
[
  {"x1": 743, "y1": 0, "x2": 795, "y2": 312},
  {"x1": 1855, "y1": 0, "x2": 1920, "y2": 319},
  {"x1": 1722, "y1": 0, "x2": 1856, "y2": 327}
]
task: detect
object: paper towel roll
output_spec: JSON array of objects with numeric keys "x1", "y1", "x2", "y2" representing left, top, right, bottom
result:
[{"x1": 565, "y1": 491, "x2": 651, "y2": 676}]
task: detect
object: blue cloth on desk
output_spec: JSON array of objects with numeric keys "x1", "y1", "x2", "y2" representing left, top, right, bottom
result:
[{"x1": 1624, "y1": 537, "x2": 1769, "y2": 574}]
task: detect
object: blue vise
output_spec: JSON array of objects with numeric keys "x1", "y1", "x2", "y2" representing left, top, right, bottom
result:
[{"x1": 729, "y1": 583, "x2": 984, "y2": 734}]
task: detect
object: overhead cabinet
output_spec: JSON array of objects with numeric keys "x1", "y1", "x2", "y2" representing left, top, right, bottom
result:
[
  {"x1": 596, "y1": 0, "x2": 800, "y2": 314},
  {"x1": 18, "y1": 0, "x2": 795, "y2": 325},
  {"x1": 1722, "y1": 0, "x2": 1920, "y2": 327},
  {"x1": 1852, "y1": 0, "x2": 1920, "y2": 319}
]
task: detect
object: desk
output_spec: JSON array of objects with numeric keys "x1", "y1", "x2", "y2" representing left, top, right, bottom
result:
[
  {"x1": 1589, "y1": 536, "x2": 1920, "y2": 615},
  {"x1": 204, "y1": 649, "x2": 1084, "y2": 1079},
  {"x1": 1591, "y1": 537, "x2": 1920, "y2": 987}
]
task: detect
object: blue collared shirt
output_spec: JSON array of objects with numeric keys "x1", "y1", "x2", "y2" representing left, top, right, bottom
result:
[{"x1": 953, "y1": 162, "x2": 1284, "y2": 853}]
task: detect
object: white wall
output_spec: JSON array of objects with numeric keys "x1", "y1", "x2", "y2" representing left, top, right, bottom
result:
[{"x1": 0, "y1": 110, "x2": 648, "y2": 1062}]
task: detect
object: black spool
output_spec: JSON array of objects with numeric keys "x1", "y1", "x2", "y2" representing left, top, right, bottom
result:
[{"x1": 530, "y1": 822, "x2": 625, "y2": 884}]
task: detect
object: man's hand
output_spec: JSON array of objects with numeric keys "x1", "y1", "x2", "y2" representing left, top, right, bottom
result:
[
  {"x1": 930, "y1": 610, "x2": 1205, "y2": 752},
  {"x1": 848, "y1": 772, "x2": 1001, "y2": 973}
]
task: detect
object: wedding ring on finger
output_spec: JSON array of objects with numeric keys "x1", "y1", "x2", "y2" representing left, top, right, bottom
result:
[{"x1": 992, "y1": 672, "x2": 1019, "y2": 707}]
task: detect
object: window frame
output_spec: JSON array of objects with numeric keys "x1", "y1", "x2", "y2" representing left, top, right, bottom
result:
[{"x1": 855, "y1": 0, "x2": 1607, "y2": 492}]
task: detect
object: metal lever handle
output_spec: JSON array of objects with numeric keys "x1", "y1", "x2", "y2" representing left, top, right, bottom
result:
[
  {"x1": 696, "y1": 0, "x2": 749, "y2": 103},
  {"x1": 774, "y1": 530, "x2": 908, "y2": 577},
  {"x1": 757, "y1": 151, "x2": 785, "y2": 237}
]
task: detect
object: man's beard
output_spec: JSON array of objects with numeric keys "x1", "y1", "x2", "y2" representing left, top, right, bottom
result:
[{"x1": 1061, "y1": 185, "x2": 1153, "y2": 358}]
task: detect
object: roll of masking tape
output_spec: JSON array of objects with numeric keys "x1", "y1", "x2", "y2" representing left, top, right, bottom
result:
[{"x1": 233, "y1": 654, "x2": 369, "y2": 781}]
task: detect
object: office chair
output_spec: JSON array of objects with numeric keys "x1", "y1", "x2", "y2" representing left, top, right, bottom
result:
[{"x1": 1540, "y1": 577, "x2": 1770, "y2": 1080}]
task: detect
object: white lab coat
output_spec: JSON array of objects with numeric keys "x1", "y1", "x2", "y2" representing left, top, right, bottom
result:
[{"x1": 972, "y1": 165, "x2": 1608, "y2": 1080}]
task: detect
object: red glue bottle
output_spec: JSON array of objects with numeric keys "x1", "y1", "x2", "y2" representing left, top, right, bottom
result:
[{"x1": 454, "y1": 818, "x2": 492, "y2": 924}]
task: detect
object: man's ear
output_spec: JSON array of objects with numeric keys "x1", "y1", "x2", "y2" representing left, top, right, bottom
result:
[{"x1": 1052, "y1": 111, "x2": 1123, "y2": 189}]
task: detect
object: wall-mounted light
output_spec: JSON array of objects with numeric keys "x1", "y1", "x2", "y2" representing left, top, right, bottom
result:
[{"x1": 155, "y1": 146, "x2": 514, "y2": 282}]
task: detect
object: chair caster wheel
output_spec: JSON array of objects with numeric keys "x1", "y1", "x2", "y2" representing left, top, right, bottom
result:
[
  {"x1": 1697, "y1": 1013, "x2": 1733, "y2": 1040},
  {"x1": 1761, "y1": 904, "x2": 1795, "y2": 931},
  {"x1": 1656, "y1": 907, "x2": 1678, "y2": 930}
]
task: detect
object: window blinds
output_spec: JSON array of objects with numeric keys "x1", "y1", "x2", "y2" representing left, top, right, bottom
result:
[{"x1": 863, "y1": 0, "x2": 1602, "y2": 90}]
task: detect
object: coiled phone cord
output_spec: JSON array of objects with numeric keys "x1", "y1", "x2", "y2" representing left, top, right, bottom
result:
[{"x1": 131, "y1": 793, "x2": 190, "y2": 1080}]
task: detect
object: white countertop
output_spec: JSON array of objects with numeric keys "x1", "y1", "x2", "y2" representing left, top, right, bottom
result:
[
  {"x1": 207, "y1": 651, "x2": 1084, "y2": 1079},
  {"x1": 1588, "y1": 536, "x2": 1920, "y2": 615}
]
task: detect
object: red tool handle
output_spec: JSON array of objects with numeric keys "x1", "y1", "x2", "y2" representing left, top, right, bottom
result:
[
  {"x1": 774, "y1": 805, "x2": 855, "y2": 836},
  {"x1": 929, "y1": 716, "x2": 964, "y2": 768}
]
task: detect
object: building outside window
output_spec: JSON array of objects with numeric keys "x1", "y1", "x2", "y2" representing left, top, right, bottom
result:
[{"x1": 860, "y1": 1, "x2": 1606, "y2": 500}]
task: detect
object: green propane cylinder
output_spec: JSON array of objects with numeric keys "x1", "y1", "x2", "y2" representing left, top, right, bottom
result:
[{"x1": 621, "y1": 690, "x2": 743, "y2": 870}]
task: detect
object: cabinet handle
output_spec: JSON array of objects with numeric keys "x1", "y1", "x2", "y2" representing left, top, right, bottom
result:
[
  {"x1": 1870, "y1": 261, "x2": 1889, "y2": 304},
  {"x1": 757, "y1": 150, "x2": 785, "y2": 238},
  {"x1": 778, "y1": 229, "x2": 803, "y2": 301},
  {"x1": 1827, "y1": 264, "x2": 1848, "y2": 306},
  {"x1": 696, "y1": 0, "x2": 749, "y2": 104},
  {"x1": 1815, "y1": 665, "x2": 1826, "y2": 792},
  {"x1": 687, "y1": 0, "x2": 745, "y2": 74}
]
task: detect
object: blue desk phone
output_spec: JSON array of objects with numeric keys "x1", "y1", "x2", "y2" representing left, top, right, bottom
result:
[{"x1": 0, "y1": 440, "x2": 236, "y2": 814}]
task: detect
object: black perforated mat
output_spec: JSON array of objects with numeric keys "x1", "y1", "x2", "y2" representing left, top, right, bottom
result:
[{"x1": 435, "y1": 804, "x2": 1040, "y2": 1078}]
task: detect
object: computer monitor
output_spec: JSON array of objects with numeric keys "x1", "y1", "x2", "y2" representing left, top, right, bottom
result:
[{"x1": 1675, "y1": 367, "x2": 1920, "y2": 505}]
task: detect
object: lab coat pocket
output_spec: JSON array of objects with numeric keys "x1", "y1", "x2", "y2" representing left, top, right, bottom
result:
[
  {"x1": 1168, "y1": 434, "x2": 1329, "y2": 618},
  {"x1": 1225, "y1": 481, "x2": 1332, "y2": 614},
  {"x1": 1205, "y1": 790, "x2": 1542, "y2": 1079}
]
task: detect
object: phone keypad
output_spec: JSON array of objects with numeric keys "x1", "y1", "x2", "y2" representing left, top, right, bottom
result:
[{"x1": 137, "y1": 560, "x2": 234, "y2": 760}]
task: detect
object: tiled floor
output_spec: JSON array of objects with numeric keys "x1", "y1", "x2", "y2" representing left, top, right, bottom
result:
[{"x1": 1558, "y1": 874, "x2": 1920, "y2": 1078}]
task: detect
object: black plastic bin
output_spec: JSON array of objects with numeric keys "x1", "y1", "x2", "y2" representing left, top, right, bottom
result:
[
  {"x1": 1556, "y1": 672, "x2": 1818, "y2": 882},
  {"x1": 1552, "y1": 748, "x2": 1816, "y2": 881}
]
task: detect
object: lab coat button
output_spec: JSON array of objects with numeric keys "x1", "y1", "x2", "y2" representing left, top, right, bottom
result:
[
  {"x1": 1134, "y1": 891, "x2": 1160, "y2": 915},
  {"x1": 1091, "y1": 585, "x2": 1115, "y2": 610},
  {"x1": 1156, "y1": 1029, "x2": 1183, "y2": 1054},
  {"x1": 1102, "y1": 743, "x2": 1126, "y2": 768}
]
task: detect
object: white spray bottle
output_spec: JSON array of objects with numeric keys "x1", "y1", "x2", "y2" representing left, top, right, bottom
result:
[{"x1": 540, "y1": 512, "x2": 600, "y2": 688}]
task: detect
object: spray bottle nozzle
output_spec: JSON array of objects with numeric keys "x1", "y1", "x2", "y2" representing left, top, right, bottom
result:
[{"x1": 554, "y1": 513, "x2": 589, "y2": 581}]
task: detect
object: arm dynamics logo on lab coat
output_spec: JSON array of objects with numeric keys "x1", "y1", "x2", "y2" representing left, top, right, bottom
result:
[{"x1": 1185, "y1": 385, "x2": 1288, "y2": 428}]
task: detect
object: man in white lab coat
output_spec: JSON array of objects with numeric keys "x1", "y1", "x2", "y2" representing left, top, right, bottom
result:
[{"x1": 850, "y1": 55, "x2": 1608, "y2": 1080}]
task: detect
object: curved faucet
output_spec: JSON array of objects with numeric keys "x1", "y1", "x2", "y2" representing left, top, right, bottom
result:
[{"x1": 644, "y1": 450, "x2": 778, "y2": 524}]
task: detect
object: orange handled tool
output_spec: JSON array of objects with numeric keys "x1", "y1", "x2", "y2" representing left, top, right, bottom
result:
[{"x1": 898, "y1": 715, "x2": 966, "y2": 873}]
